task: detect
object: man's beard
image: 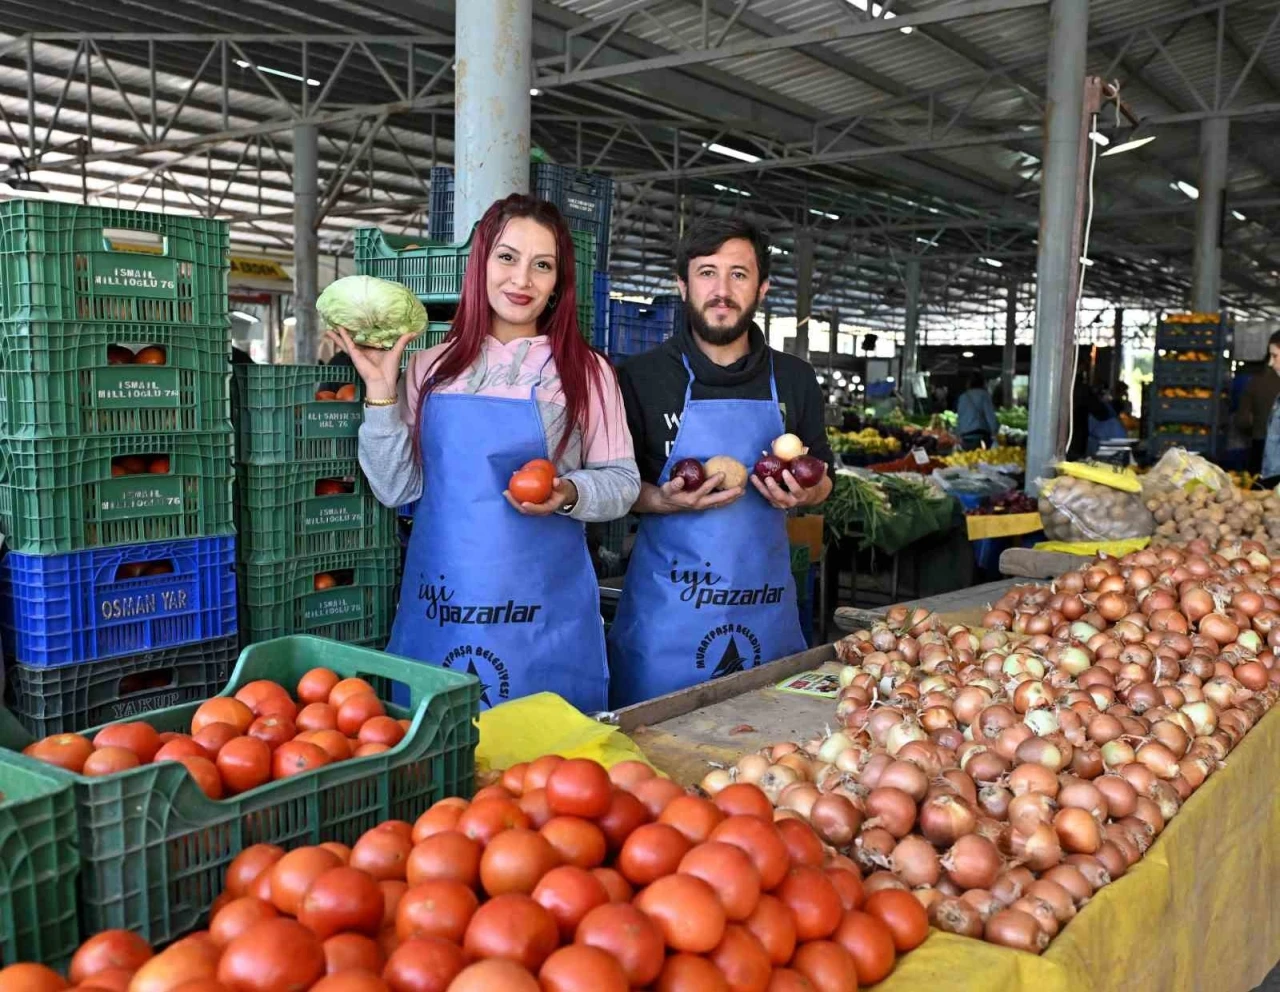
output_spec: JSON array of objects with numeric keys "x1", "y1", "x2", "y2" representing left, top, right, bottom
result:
[{"x1": 688, "y1": 295, "x2": 759, "y2": 346}]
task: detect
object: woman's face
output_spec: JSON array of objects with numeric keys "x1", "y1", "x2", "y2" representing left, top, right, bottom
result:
[{"x1": 486, "y1": 217, "x2": 559, "y2": 327}]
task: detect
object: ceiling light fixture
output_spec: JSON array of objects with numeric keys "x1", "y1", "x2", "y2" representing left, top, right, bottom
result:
[
  {"x1": 704, "y1": 142, "x2": 760, "y2": 164},
  {"x1": 1232, "y1": 209, "x2": 1246, "y2": 221},
  {"x1": 1172, "y1": 180, "x2": 1199, "y2": 199},
  {"x1": 809, "y1": 208, "x2": 840, "y2": 221},
  {"x1": 1101, "y1": 134, "x2": 1156, "y2": 157},
  {"x1": 713, "y1": 182, "x2": 752, "y2": 197},
  {"x1": 1088, "y1": 131, "x2": 1111, "y2": 147},
  {"x1": 979, "y1": 257, "x2": 1003, "y2": 268},
  {"x1": 233, "y1": 59, "x2": 320, "y2": 86}
]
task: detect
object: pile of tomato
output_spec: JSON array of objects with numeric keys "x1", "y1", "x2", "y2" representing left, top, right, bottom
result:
[
  {"x1": 2, "y1": 757, "x2": 927, "y2": 991},
  {"x1": 20, "y1": 668, "x2": 410, "y2": 797}
]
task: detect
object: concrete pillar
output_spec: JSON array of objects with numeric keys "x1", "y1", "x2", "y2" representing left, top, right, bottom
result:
[
  {"x1": 1111, "y1": 307, "x2": 1124, "y2": 392},
  {"x1": 1003, "y1": 280, "x2": 1017, "y2": 407},
  {"x1": 1026, "y1": 0, "x2": 1089, "y2": 485},
  {"x1": 794, "y1": 233, "x2": 814, "y2": 359},
  {"x1": 902, "y1": 259, "x2": 921, "y2": 408},
  {"x1": 455, "y1": 0, "x2": 533, "y2": 239},
  {"x1": 1192, "y1": 117, "x2": 1228, "y2": 314},
  {"x1": 292, "y1": 123, "x2": 319, "y2": 365}
]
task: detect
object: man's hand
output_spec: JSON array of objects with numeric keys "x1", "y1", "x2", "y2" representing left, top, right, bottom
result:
[
  {"x1": 505, "y1": 478, "x2": 579, "y2": 517},
  {"x1": 751, "y1": 469, "x2": 833, "y2": 510},
  {"x1": 635, "y1": 475, "x2": 746, "y2": 514}
]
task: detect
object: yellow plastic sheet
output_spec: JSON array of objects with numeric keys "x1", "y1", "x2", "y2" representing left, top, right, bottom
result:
[
  {"x1": 966, "y1": 512, "x2": 1043, "y2": 541},
  {"x1": 875, "y1": 704, "x2": 1280, "y2": 992},
  {"x1": 1033, "y1": 537, "x2": 1151, "y2": 556},
  {"x1": 475, "y1": 691, "x2": 655, "y2": 774},
  {"x1": 1055, "y1": 461, "x2": 1143, "y2": 493}
]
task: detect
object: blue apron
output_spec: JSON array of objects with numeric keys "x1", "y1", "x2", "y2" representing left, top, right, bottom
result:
[
  {"x1": 386, "y1": 366, "x2": 608, "y2": 714},
  {"x1": 607, "y1": 356, "x2": 806, "y2": 708}
]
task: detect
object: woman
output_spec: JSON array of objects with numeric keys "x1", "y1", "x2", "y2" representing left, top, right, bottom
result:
[
  {"x1": 330, "y1": 194, "x2": 640, "y2": 714},
  {"x1": 955, "y1": 370, "x2": 999, "y2": 450}
]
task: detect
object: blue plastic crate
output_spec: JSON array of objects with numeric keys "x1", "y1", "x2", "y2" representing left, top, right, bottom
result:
[
  {"x1": 0, "y1": 536, "x2": 237, "y2": 668},
  {"x1": 532, "y1": 164, "x2": 613, "y2": 270},
  {"x1": 428, "y1": 166, "x2": 455, "y2": 243},
  {"x1": 592, "y1": 273, "x2": 610, "y2": 351},
  {"x1": 608, "y1": 297, "x2": 683, "y2": 359}
]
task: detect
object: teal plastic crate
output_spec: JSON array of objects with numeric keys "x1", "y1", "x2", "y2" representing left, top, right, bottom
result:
[
  {"x1": 0, "y1": 752, "x2": 80, "y2": 970},
  {"x1": 400, "y1": 321, "x2": 452, "y2": 368},
  {"x1": 0, "y1": 200, "x2": 228, "y2": 326},
  {"x1": 235, "y1": 460, "x2": 398, "y2": 563},
  {"x1": 354, "y1": 226, "x2": 597, "y2": 310},
  {"x1": 0, "y1": 635, "x2": 479, "y2": 946},
  {"x1": 0, "y1": 431, "x2": 235, "y2": 555},
  {"x1": 233, "y1": 364, "x2": 364, "y2": 465},
  {"x1": 0, "y1": 321, "x2": 230, "y2": 437},
  {"x1": 238, "y1": 547, "x2": 401, "y2": 645}
]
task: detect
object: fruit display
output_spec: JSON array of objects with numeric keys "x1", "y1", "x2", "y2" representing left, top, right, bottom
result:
[
  {"x1": 703, "y1": 540, "x2": 1278, "y2": 956},
  {"x1": 1147, "y1": 485, "x2": 1280, "y2": 550},
  {"x1": 5, "y1": 755, "x2": 929, "y2": 989},
  {"x1": 940, "y1": 445, "x2": 1026, "y2": 470},
  {"x1": 828, "y1": 427, "x2": 902, "y2": 459},
  {"x1": 1162, "y1": 351, "x2": 1216, "y2": 362},
  {"x1": 1157, "y1": 387, "x2": 1218, "y2": 400},
  {"x1": 20, "y1": 668, "x2": 410, "y2": 794},
  {"x1": 866, "y1": 454, "x2": 945, "y2": 475},
  {"x1": 314, "y1": 385, "x2": 359, "y2": 402},
  {"x1": 1163, "y1": 312, "x2": 1221, "y2": 324},
  {"x1": 968, "y1": 490, "x2": 1038, "y2": 516},
  {"x1": 1154, "y1": 423, "x2": 1211, "y2": 436}
]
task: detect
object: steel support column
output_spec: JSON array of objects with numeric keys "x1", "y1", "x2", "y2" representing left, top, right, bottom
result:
[
  {"x1": 1027, "y1": 0, "x2": 1089, "y2": 486},
  {"x1": 794, "y1": 233, "x2": 814, "y2": 359},
  {"x1": 1003, "y1": 279, "x2": 1018, "y2": 406},
  {"x1": 1111, "y1": 307, "x2": 1124, "y2": 393},
  {"x1": 292, "y1": 122, "x2": 319, "y2": 365},
  {"x1": 902, "y1": 259, "x2": 921, "y2": 409},
  {"x1": 1192, "y1": 117, "x2": 1229, "y2": 313},
  {"x1": 456, "y1": 0, "x2": 533, "y2": 237}
]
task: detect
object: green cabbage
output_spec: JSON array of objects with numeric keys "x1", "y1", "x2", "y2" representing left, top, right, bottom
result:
[{"x1": 316, "y1": 275, "x2": 428, "y2": 349}]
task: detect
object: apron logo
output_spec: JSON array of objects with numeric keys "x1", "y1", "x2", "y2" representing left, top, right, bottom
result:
[
  {"x1": 696, "y1": 624, "x2": 763, "y2": 677},
  {"x1": 669, "y1": 558, "x2": 786, "y2": 610},
  {"x1": 441, "y1": 644, "x2": 511, "y2": 707},
  {"x1": 417, "y1": 574, "x2": 543, "y2": 628}
]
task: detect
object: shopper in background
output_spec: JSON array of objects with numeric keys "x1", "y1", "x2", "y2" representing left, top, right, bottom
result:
[
  {"x1": 1086, "y1": 386, "x2": 1127, "y2": 456},
  {"x1": 1236, "y1": 331, "x2": 1280, "y2": 474},
  {"x1": 330, "y1": 194, "x2": 639, "y2": 714},
  {"x1": 955, "y1": 370, "x2": 999, "y2": 450},
  {"x1": 610, "y1": 217, "x2": 833, "y2": 708}
]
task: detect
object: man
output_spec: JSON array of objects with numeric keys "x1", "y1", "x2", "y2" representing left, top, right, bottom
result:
[
  {"x1": 608, "y1": 218, "x2": 834, "y2": 708},
  {"x1": 955, "y1": 370, "x2": 999, "y2": 450},
  {"x1": 1236, "y1": 331, "x2": 1280, "y2": 474}
]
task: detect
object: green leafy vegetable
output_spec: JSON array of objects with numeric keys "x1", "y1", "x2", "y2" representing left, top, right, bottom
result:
[{"x1": 316, "y1": 275, "x2": 428, "y2": 349}]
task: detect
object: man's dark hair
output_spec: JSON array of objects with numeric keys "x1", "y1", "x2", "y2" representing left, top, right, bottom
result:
[
  {"x1": 675, "y1": 218, "x2": 771, "y2": 284},
  {"x1": 1268, "y1": 330, "x2": 1280, "y2": 350},
  {"x1": 967, "y1": 370, "x2": 986, "y2": 391}
]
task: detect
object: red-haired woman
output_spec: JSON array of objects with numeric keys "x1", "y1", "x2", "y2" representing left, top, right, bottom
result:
[{"x1": 329, "y1": 195, "x2": 638, "y2": 714}]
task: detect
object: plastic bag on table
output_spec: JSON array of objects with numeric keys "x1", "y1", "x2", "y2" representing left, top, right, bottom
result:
[
  {"x1": 1141, "y1": 446, "x2": 1232, "y2": 498},
  {"x1": 1036, "y1": 475, "x2": 1155, "y2": 543}
]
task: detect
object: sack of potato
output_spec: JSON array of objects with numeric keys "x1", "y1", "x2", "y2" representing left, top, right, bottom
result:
[{"x1": 1037, "y1": 471, "x2": 1154, "y2": 543}]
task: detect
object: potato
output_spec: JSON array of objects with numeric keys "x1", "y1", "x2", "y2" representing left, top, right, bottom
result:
[{"x1": 704, "y1": 455, "x2": 748, "y2": 491}]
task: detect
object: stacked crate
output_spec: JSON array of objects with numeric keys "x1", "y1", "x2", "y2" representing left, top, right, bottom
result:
[
  {"x1": 1149, "y1": 312, "x2": 1231, "y2": 460},
  {"x1": 0, "y1": 201, "x2": 237, "y2": 736},
  {"x1": 232, "y1": 365, "x2": 400, "y2": 649},
  {"x1": 607, "y1": 294, "x2": 685, "y2": 362}
]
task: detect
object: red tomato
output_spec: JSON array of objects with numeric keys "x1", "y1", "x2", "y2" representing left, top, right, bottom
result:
[
  {"x1": 177, "y1": 756, "x2": 223, "y2": 799},
  {"x1": 712, "y1": 783, "x2": 773, "y2": 822},
  {"x1": 395, "y1": 880, "x2": 478, "y2": 944},
  {"x1": 297, "y1": 729, "x2": 352, "y2": 763},
  {"x1": 22, "y1": 733, "x2": 94, "y2": 773},
  {"x1": 336, "y1": 694, "x2": 385, "y2": 737},
  {"x1": 456, "y1": 798, "x2": 531, "y2": 844},
  {"x1": 128, "y1": 939, "x2": 220, "y2": 992},
  {"x1": 298, "y1": 866, "x2": 384, "y2": 940},
  {"x1": 462, "y1": 894, "x2": 559, "y2": 972},
  {"x1": 224, "y1": 844, "x2": 285, "y2": 899},
  {"x1": 677, "y1": 841, "x2": 762, "y2": 921},
  {"x1": 617, "y1": 823, "x2": 691, "y2": 886},
  {"x1": 520, "y1": 459, "x2": 556, "y2": 482},
  {"x1": 537, "y1": 945, "x2": 629, "y2": 992},
  {"x1": 154, "y1": 738, "x2": 208, "y2": 763},
  {"x1": 350, "y1": 827, "x2": 413, "y2": 881},
  {"x1": 247, "y1": 715, "x2": 296, "y2": 751},
  {"x1": 410, "y1": 802, "x2": 466, "y2": 843},
  {"x1": 522, "y1": 755, "x2": 564, "y2": 792},
  {"x1": 864, "y1": 888, "x2": 930, "y2": 951},
  {"x1": 329, "y1": 677, "x2": 376, "y2": 709},
  {"x1": 628, "y1": 777, "x2": 686, "y2": 819},
  {"x1": 268, "y1": 847, "x2": 343, "y2": 916},
  {"x1": 446, "y1": 961, "x2": 539, "y2": 992},
  {"x1": 192, "y1": 698, "x2": 254, "y2": 736},
  {"x1": 606, "y1": 760, "x2": 655, "y2": 790},
  {"x1": 215, "y1": 737, "x2": 271, "y2": 794},
  {"x1": 192, "y1": 723, "x2": 240, "y2": 759},
  {"x1": 234, "y1": 680, "x2": 295, "y2": 719},
  {"x1": 590, "y1": 867, "x2": 633, "y2": 903},
  {"x1": 479, "y1": 828, "x2": 562, "y2": 896},
  {"x1": 659, "y1": 795, "x2": 726, "y2": 844},
  {"x1": 517, "y1": 788, "x2": 555, "y2": 829},
  {"x1": 530, "y1": 865, "x2": 608, "y2": 940},
  {"x1": 296, "y1": 703, "x2": 339, "y2": 733},
  {"x1": 832, "y1": 910, "x2": 897, "y2": 985},
  {"x1": 69, "y1": 931, "x2": 153, "y2": 985},
  {"x1": 357, "y1": 716, "x2": 405, "y2": 748},
  {"x1": 92, "y1": 722, "x2": 161, "y2": 763},
  {"x1": 744, "y1": 894, "x2": 796, "y2": 966},
  {"x1": 209, "y1": 897, "x2": 278, "y2": 947},
  {"x1": 827, "y1": 868, "x2": 866, "y2": 912},
  {"x1": 776, "y1": 866, "x2": 844, "y2": 942},
  {"x1": 271, "y1": 740, "x2": 331, "y2": 780},
  {"x1": 595, "y1": 789, "x2": 649, "y2": 853},
  {"x1": 406, "y1": 831, "x2": 481, "y2": 888},
  {"x1": 710, "y1": 816, "x2": 790, "y2": 890},
  {"x1": 308, "y1": 971, "x2": 387, "y2": 992},
  {"x1": 82, "y1": 747, "x2": 140, "y2": 777},
  {"x1": 216, "y1": 918, "x2": 325, "y2": 992},
  {"x1": 634, "y1": 873, "x2": 726, "y2": 954},
  {"x1": 791, "y1": 940, "x2": 860, "y2": 992},
  {"x1": 707, "y1": 924, "x2": 772, "y2": 992},
  {"x1": 297, "y1": 668, "x2": 340, "y2": 705},
  {"x1": 508, "y1": 469, "x2": 553, "y2": 504},
  {"x1": 776, "y1": 817, "x2": 825, "y2": 868},
  {"x1": 539, "y1": 817, "x2": 606, "y2": 869},
  {"x1": 500, "y1": 762, "x2": 529, "y2": 795},
  {"x1": 653, "y1": 955, "x2": 730, "y2": 992},
  {"x1": 321, "y1": 934, "x2": 383, "y2": 975},
  {"x1": 544, "y1": 758, "x2": 612, "y2": 819},
  {"x1": 574, "y1": 903, "x2": 664, "y2": 988},
  {"x1": 382, "y1": 937, "x2": 465, "y2": 992}
]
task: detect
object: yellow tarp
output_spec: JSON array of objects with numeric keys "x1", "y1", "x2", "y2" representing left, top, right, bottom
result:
[
  {"x1": 1033, "y1": 537, "x2": 1151, "y2": 556},
  {"x1": 966, "y1": 512, "x2": 1043, "y2": 541},
  {"x1": 474, "y1": 691, "x2": 655, "y2": 775},
  {"x1": 875, "y1": 703, "x2": 1280, "y2": 992}
]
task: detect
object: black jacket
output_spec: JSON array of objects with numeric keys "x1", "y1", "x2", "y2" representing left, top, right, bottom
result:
[{"x1": 616, "y1": 320, "x2": 835, "y2": 485}]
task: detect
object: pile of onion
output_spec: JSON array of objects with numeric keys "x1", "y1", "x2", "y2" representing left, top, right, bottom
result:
[{"x1": 702, "y1": 539, "x2": 1280, "y2": 956}]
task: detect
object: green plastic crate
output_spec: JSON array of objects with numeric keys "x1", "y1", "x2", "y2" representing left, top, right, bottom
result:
[
  {"x1": 0, "y1": 322, "x2": 230, "y2": 437},
  {"x1": 0, "y1": 200, "x2": 228, "y2": 326},
  {"x1": 233, "y1": 364, "x2": 365, "y2": 465},
  {"x1": 235, "y1": 460, "x2": 398, "y2": 563},
  {"x1": 239, "y1": 547, "x2": 400, "y2": 645},
  {"x1": 0, "y1": 753, "x2": 80, "y2": 969},
  {"x1": 0, "y1": 635, "x2": 479, "y2": 946},
  {"x1": 354, "y1": 226, "x2": 597, "y2": 310},
  {"x1": 0, "y1": 431, "x2": 234, "y2": 555},
  {"x1": 400, "y1": 321, "x2": 451, "y2": 368}
]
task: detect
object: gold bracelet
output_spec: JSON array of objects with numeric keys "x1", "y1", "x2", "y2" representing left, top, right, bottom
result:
[{"x1": 363, "y1": 395, "x2": 398, "y2": 407}]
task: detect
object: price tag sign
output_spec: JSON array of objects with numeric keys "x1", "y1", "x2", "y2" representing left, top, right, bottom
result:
[{"x1": 911, "y1": 448, "x2": 930, "y2": 466}]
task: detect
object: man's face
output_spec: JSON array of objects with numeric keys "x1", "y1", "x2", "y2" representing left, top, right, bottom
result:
[
  {"x1": 1268, "y1": 343, "x2": 1280, "y2": 374},
  {"x1": 678, "y1": 238, "x2": 769, "y2": 346}
]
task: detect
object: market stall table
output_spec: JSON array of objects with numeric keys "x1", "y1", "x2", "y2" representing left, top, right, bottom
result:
[{"x1": 616, "y1": 587, "x2": 1280, "y2": 992}]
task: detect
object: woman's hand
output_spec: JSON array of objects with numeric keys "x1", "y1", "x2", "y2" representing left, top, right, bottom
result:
[
  {"x1": 504, "y1": 478, "x2": 579, "y2": 517},
  {"x1": 326, "y1": 326, "x2": 417, "y2": 400}
]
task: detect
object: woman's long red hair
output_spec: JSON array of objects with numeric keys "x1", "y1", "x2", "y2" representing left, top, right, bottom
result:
[{"x1": 414, "y1": 194, "x2": 610, "y2": 462}]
